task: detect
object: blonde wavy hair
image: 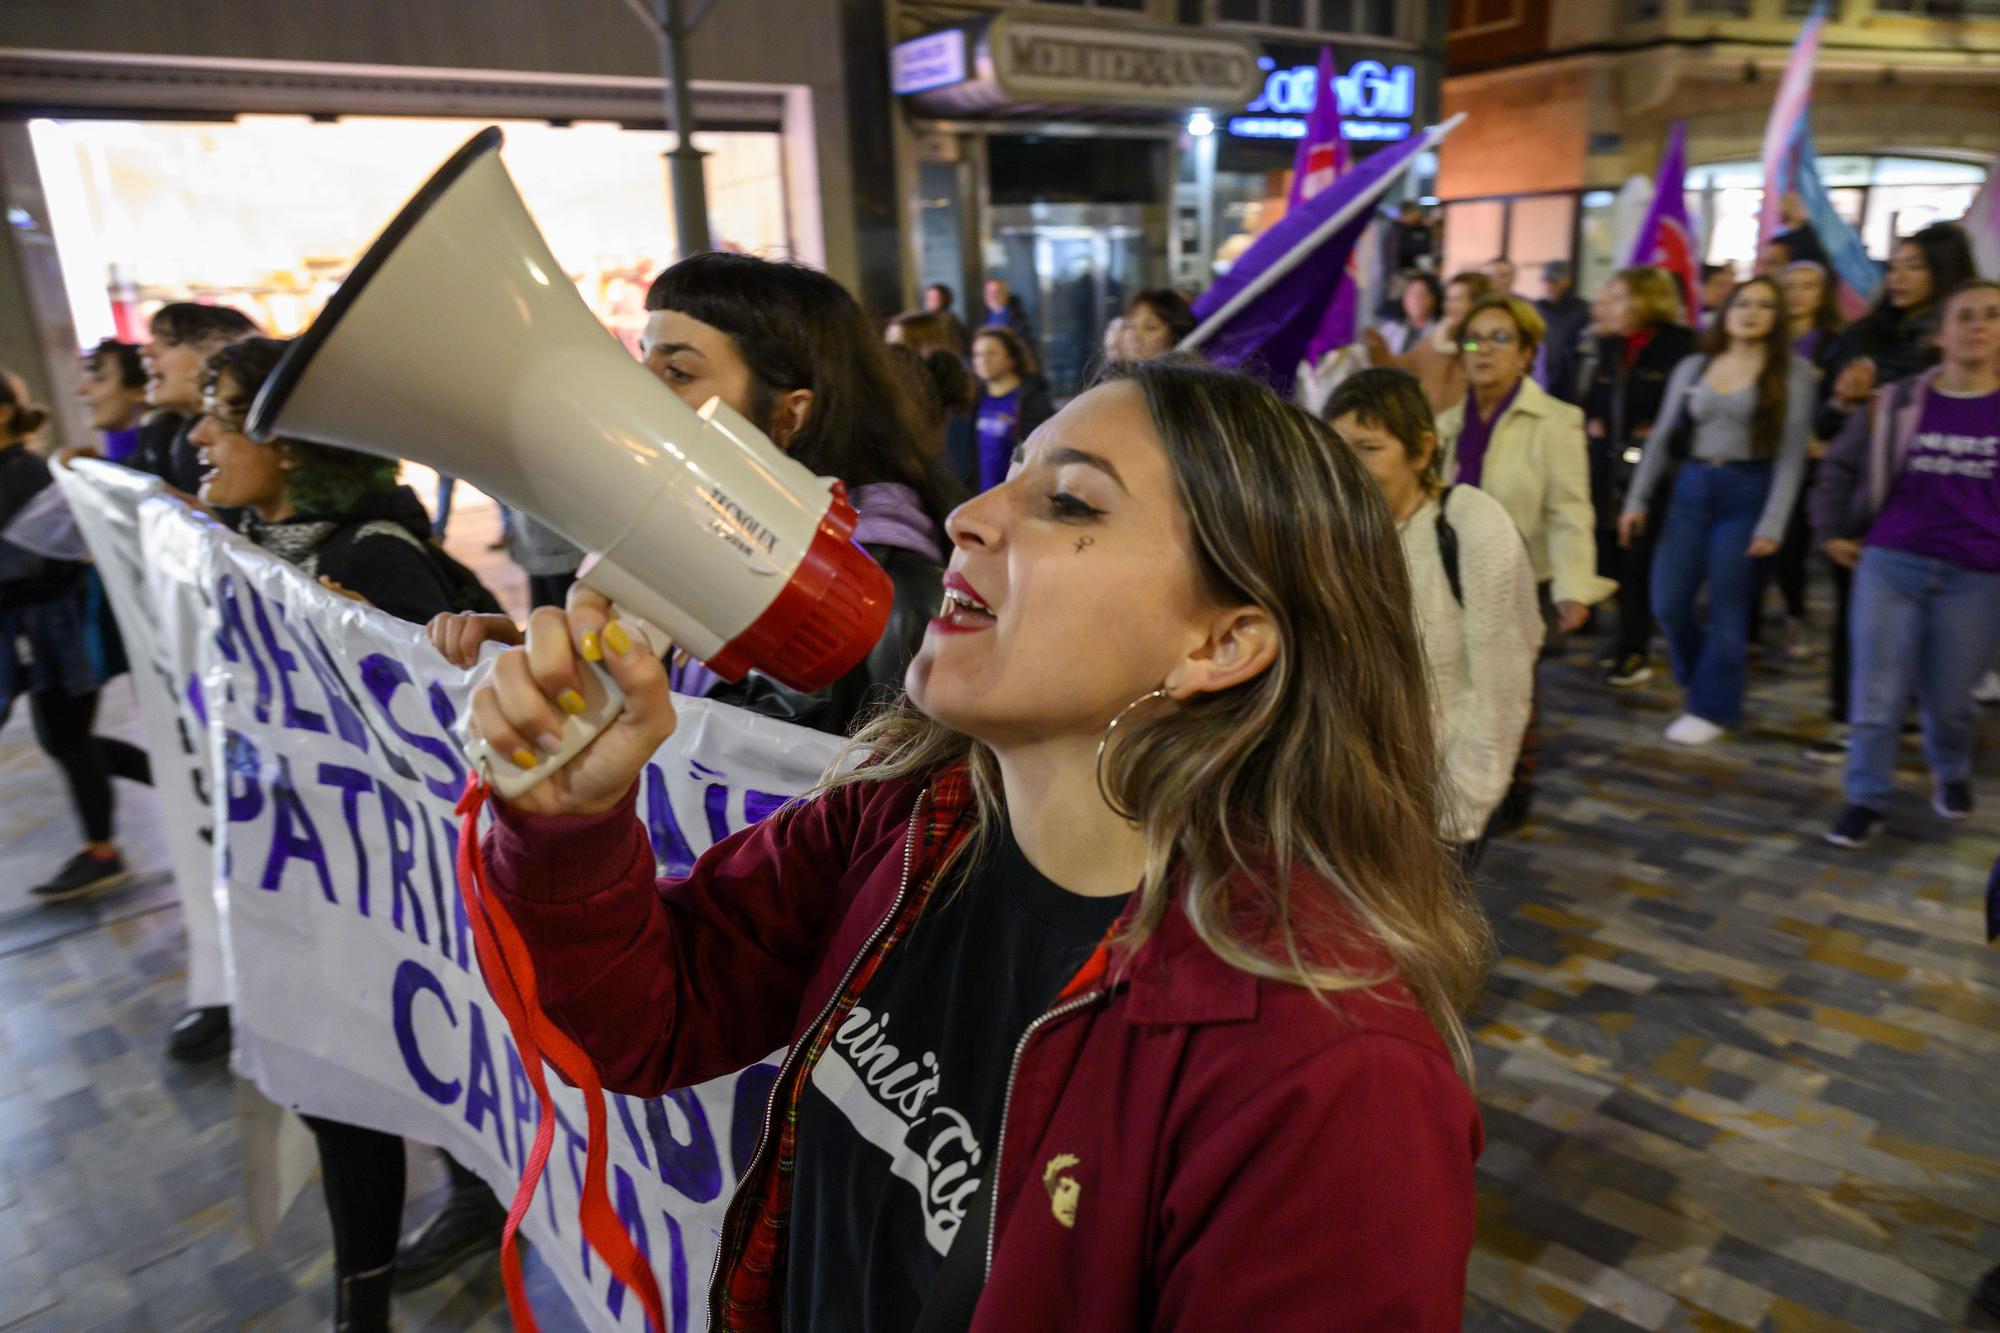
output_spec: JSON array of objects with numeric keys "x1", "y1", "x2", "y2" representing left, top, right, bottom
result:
[
  {"x1": 1613, "y1": 265, "x2": 1685, "y2": 329},
  {"x1": 824, "y1": 358, "x2": 1493, "y2": 1077}
]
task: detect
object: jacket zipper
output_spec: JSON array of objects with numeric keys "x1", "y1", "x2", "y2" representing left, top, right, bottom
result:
[
  {"x1": 706, "y1": 789, "x2": 928, "y2": 1326},
  {"x1": 984, "y1": 986, "x2": 1110, "y2": 1279}
]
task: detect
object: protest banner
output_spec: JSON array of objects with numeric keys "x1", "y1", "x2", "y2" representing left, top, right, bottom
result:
[{"x1": 58, "y1": 460, "x2": 845, "y2": 1331}]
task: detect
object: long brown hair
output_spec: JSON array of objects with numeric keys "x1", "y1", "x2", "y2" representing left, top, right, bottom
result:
[
  {"x1": 1703, "y1": 277, "x2": 1792, "y2": 459},
  {"x1": 824, "y1": 358, "x2": 1492, "y2": 1076}
]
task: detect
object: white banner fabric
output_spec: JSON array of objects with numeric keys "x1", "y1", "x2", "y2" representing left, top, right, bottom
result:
[{"x1": 57, "y1": 460, "x2": 846, "y2": 1332}]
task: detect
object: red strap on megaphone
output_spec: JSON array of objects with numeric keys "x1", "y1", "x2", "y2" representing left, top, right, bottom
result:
[{"x1": 455, "y1": 775, "x2": 667, "y2": 1333}]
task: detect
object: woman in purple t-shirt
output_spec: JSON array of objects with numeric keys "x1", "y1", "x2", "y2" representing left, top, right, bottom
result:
[
  {"x1": 1814, "y1": 279, "x2": 2000, "y2": 847},
  {"x1": 970, "y1": 327, "x2": 1052, "y2": 491}
]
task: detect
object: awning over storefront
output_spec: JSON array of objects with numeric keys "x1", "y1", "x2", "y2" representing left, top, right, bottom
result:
[
  {"x1": 0, "y1": 47, "x2": 785, "y2": 132},
  {"x1": 895, "y1": 16, "x2": 1261, "y2": 121}
]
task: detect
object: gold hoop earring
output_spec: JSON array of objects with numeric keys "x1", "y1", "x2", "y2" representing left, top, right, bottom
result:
[{"x1": 1094, "y1": 686, "x2": 1170, "y2": 818}]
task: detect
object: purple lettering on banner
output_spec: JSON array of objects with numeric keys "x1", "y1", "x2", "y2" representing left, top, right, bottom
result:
[
  {"x1": 616, "y1": 1095, "x2": 652, "y2": 1171},
  {"x1": 392, "y1": 959, "x2": 461, "y2": 1105},
  {"x1": 248, "y1": 593, "x2": 327, "y2": 736},
  {"x1": 658, "y1": 1208, "x2": 690, "y2": 1333},
  {"x1": 643, "y1": 764, "x2": 698, "y2": 878},
  {"x1": 211, "y1": 574, "x2": 273, "y2": 723},
  {"x1": 643, "y1": 1091, "x2": 721, "y2": 1204},
  {"x1": 703, "y1": 783, "x2": 731, "y2": 846},
  {"x1": 318, "y1": 763, "x2": 375, "y2": 919},
  {"x1": 224, "y1": 730, "x2": 264, "y2": 826},
  {"x1": 261, "y1": 755, "x2": 335, "y2": 903},
  {"x1": 280, "y1": 611, "x2": 369, "y2": 751},
  {"x1": 731, "y1": 1063, "x2": 782, "y2": 1179},
  {"x1": 464, "y1": 1002, "x2": 510, "y2": 1167},
  {"x1": 744, "y1": 791, "x2": 790, "y2": 827},
  {"x1": 359, "y1": 654, "x2": 464, "y2": 801},
  {"x1": 379, "y1": 784, "x2": 428, "y2": 943},
  {"x1": 185, "y1": 671, "x2": 208, "y2": 727},
  {"x1": 418, "y1": 806, "x2": 451, "y2": 963},
  {"x1": 606, "y1": 1165, "x2": 654, "y2": 1328},
  {"x1": 439, "y1": 817, "x2": 470, "y2": 973}
]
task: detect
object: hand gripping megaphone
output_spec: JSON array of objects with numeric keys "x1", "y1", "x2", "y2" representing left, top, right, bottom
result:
[{"x1": 246, "y1": 128, "x2": 892, "y2": 797}]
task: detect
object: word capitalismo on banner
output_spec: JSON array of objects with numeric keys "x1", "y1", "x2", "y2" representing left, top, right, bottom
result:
[{"x1": 58, "y1": 460, "x2": 846, "y2": 1332}]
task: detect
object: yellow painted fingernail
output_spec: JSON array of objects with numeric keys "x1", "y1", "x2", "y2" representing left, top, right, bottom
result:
[
  {"x1": 579, "y1": 631, "x2": 602, "y2": 662},
  {"x1": 603, "y1": 620, "x2": 633, "y2": 657},
  {"x1": 510, "y1": 747, "x2": 538, "y2": 770},
  {"x1": 557, "y1": 689, "x2": 586, "y2": 716}
]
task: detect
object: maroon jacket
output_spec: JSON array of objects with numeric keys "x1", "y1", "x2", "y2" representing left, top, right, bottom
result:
[{"x1": 486, "y1": 763, "x2": 1481, "y2": 1330}]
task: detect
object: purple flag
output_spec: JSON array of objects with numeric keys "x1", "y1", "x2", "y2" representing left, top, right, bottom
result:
[
  {"x1": 1184, "y1": 119, "x2": 1452, "y2": 397},
  {"x1": 1286, "y1": 47, "x2": 1344, "y2": 212},
  {"x1": 1625, "y1": 121, "x2": 1701, "y2": 322}
]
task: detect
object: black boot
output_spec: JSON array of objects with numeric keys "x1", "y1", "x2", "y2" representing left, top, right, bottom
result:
[
  {"x1": 335, "y1": 1259, "x2": 394, "y2": 1333},
  {"x1": 393, "y1": 1159, "x2": 505, "y2": 1292},
  {"x1": 167, "y1": 1006, "x2": 231, "y2": 1061}
]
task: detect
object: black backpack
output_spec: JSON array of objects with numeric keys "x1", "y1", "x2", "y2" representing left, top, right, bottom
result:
[{"x1": 321, "y1": 519, "x2": 504, "y2": 616}]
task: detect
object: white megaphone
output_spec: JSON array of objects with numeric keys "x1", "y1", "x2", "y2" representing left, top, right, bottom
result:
[{"x1": 247, "y1": 127, "x2": 893, "y2": 797}]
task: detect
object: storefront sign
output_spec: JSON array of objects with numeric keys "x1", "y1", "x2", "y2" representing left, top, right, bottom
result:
[
  {"x1": 902, "y1": 16, "x2": 1261, "y2": 117},
  {"x1": 891, "y1": 30, "x2": 968, "y2": 96},
  {"x1": 1230, "y1": 54, "x2": 1418, "y2": 142}
]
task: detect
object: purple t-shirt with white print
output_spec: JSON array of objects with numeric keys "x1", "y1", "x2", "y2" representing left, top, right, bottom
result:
[{"x1": 1866, "y1": 387, "x2": 2000, "y2": 573}]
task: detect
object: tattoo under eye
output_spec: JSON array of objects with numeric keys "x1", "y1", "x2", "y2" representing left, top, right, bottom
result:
[{"x1": 1074, "y1": 536, "x2": 1094, "y2": 554}]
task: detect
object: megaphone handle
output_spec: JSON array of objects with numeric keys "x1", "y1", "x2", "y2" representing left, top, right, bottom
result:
[{"x1": 464, "y1": 614, "x2": 670, "y2": 801}]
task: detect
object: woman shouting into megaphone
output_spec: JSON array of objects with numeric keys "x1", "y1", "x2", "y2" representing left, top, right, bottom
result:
[{"x1": 464, "y1": 359, "x2": 1487, "y2": 1331}]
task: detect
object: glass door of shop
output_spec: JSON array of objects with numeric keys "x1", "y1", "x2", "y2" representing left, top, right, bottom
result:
[{"x1": 990, "y1": 204, "x2": 1154, "y2": 399}]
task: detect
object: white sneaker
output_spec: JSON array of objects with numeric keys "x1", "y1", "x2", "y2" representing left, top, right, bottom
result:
[
  {"x1": 1664, "y1": 713, "x2": 1725, "y2": 746},
  {"x1": 1975, "y1": 670, "x2": 2000, "y2": 705}
]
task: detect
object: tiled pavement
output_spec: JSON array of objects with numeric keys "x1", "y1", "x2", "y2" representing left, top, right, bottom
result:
[{"x1": 3, "y1": 545, "x2": 1998, "y2": 1329}]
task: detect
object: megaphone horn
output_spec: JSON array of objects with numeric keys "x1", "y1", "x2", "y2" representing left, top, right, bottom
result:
[{"x1": 247, "y1": 127, "x2": 892, "y2": 797}]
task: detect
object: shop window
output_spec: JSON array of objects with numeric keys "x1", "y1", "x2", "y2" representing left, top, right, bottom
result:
[
  {"x1": 1685, "y1": 153, "x2": 1988, "y2": 270},
  {"x1": 28, "y1": 116, "x2": 790, "y2": 353},
  {"x1": 1687, "y1": 0, "x2": 1751, "y2": 13},
  {"x1": 1209, "y1": 0, "x2": 1397, "y2": 32},
  {"x1": 1623, "y1": 0, "x2": 1665, "y2": 18}
]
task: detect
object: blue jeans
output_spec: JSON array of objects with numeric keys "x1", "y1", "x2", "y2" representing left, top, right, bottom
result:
[
  {"x1": 432, "y1": 474, "x2": 457, "y2": 539},
  {"x1": 1844, "y1": 545, "x2": 2000, "y2": 809},
  {"x1": 1650, "y1": 461, "x2": 1772, "y2": 727}
]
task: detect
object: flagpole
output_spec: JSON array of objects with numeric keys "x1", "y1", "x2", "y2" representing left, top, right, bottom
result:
[{"x1": 1179, "y1": 113, "x2": 1466, "y2": 354}]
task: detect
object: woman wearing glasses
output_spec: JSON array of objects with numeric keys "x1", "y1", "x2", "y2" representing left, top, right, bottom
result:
[{"x1": 1435, "y1": 295, "x2": 1613, "y2": 645}]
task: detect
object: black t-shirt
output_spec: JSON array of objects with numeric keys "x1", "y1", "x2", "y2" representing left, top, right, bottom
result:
[{"x1": 783, "y1": 826, "x2": 1129, "y2": 1331}]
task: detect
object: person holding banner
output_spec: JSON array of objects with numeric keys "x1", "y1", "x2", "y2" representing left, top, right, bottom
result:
[
  {"x1": 1812, "y1": 279, "x2": 2000, "y2": 847},
  {"x1": 126, "y1": 301, "x2": 261, "y2": 497},
  {"x1": 465, "y1": 358, "x2": 1486, "y2": 1329},
  {"x1": 1804, "y1": 223, "x2": 1977, "y2": 765},
  {"x1": 185, "y1": 336, "x2": 501, "y2": 1329},
  {"x1": 1618, "y1": 278, "x2": 1816, "y2": 746}
]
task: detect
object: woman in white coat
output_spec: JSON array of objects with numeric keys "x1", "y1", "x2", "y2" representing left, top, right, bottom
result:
[
  {"x1": 1434, "y1": 295, "x2": 1616, "y2": 643},
  {"x1": 1326, "y1": 368, "x2": 1543, "y2": 864}
]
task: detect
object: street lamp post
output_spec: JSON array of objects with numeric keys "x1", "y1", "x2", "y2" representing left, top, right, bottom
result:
[{"x1": 653, "y1": 0, "x2": 712, "y2": 258}]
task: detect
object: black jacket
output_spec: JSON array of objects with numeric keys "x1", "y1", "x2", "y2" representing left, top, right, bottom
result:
[
  {"x1": 1537, "y1": 295, "x2": 1594, "y2": 404},
  {"x1": 704, "y1": 540, "x2": 943, "y2": 738},
  {"x1": 123, "y1": 413, "x2": 204, "y2": 495},
  {"x1": 0, "y1": 445, "x2": 84, "y2": 607},
  {"x1": 1578, "y1": 323, "x2": 1700, "y2": 521},
  {"x1": 1814, "y1": 304, "x2": 1940, "y2": 441},
  {"x1": 237, "y1": 485, "x2": 465, "y2": 626}
]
